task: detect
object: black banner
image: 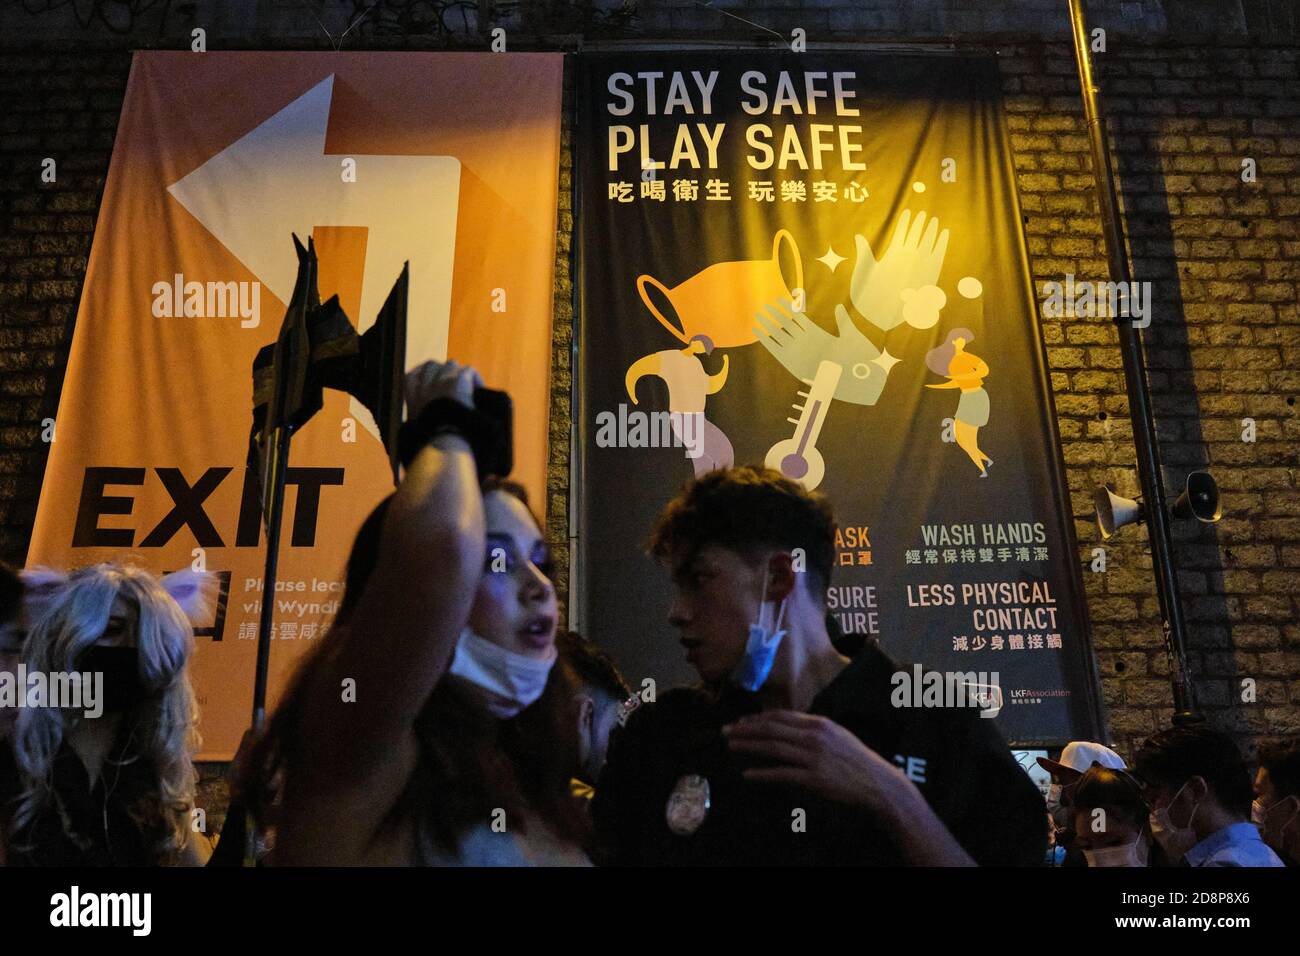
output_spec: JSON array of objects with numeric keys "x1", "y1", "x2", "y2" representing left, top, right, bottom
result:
[{"x1": 575, "y1": 51, "x2": 1103, "y2": 745}]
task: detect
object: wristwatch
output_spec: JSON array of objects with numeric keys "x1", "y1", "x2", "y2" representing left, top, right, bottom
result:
[{"x1": 398, "y1": 398, "x2": 501, "y2": 481}]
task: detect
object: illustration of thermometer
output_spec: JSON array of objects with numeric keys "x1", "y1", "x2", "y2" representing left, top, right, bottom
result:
[{"x1": 765, "y1": 360, "x2": 842, "y2": 490}]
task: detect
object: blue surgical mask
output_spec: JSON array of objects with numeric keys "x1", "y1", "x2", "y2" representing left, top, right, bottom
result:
[{"x1": 731, "y1": 572, "x2": 787, "y2": 692}]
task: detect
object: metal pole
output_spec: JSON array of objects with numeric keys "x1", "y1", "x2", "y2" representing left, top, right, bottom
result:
[
  {"x1": 240, "y1": 234, "x2": 315, "y2": 865},
  {"x1": 1067, "y1": 0, "x2": 1196, "y2": 718},
  {"x1": 251, "y1": 423, "x2": 290, "y2": 731},
  {"x1": 243, "y1": 422, "x2": 290, "y2": 865}
]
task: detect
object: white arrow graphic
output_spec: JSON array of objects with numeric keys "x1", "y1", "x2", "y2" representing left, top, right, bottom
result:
[{"x1": 168, "y1": 73, "x2": 460, "y2": 370}]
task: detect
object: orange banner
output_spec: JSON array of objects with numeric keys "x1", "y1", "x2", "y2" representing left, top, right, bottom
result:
[{"x1": 27, "y1": 52, "x2": 563, "y2": 757}]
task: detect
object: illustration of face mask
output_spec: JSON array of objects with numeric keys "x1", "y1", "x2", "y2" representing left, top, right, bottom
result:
[
  {"x1": 1149, "y1": 780, "x2": 1200, "y2": 862},
  {"x1": 446, "y1": 628, "x2": 556, "y2": 719},
  {"x1": 730, "y1": 569, "x2": 787, "y2": 693},
  {"x1": 1083, "y1": 836, "x2": 1149, "y2": 868}
]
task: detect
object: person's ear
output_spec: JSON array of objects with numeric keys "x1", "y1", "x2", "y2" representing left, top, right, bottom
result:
[
  {"x1": 575, "y1": 694, "x2": 595, "y2": 762},
  {"x1": 19, "y1": 566, "x2": 68, "y2": 624},
  {"x1": 1186, "y1": 775, "x2": 1210, "y2": 804},
  {"x1": 764, "y1": 552, "x2": 797, "y2": 603},
  {"x1": 577, "y1": 694, "x2": 595, "y2": 732}
]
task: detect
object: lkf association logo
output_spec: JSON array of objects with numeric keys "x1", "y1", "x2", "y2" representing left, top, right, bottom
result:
[{"x1": 1008, "y1": 687, "x2": 1071, "y2": 708}]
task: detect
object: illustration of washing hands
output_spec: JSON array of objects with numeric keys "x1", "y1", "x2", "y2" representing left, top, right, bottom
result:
[
  {"x1": 851, "y1": 208, "x2": 951, "y2": 332},
  {"x1": 754, "y1": 300, "x2": 892, "y2": 407},
  {"x1": 755, "y1": 209, "x2": 953, "y2": 490}
]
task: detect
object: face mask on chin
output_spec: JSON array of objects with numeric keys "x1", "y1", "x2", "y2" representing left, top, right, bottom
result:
[
  {"x1": 1083, "y1": 836, "x2": 1150, "y2": 868},
  {"x1": 1149, "y1": 780, "x2": 1201, "y2": 862},
  {"x1": 446, "y1": 628, "x2": 556, "y2": 719},
  {"x1": 730, "y1": 566, "x2": 788, "y2": 693}
]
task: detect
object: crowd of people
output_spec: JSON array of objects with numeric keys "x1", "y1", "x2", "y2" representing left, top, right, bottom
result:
[{"x1": 0, "y1": 360, "x2": 1295, "y2": 867}]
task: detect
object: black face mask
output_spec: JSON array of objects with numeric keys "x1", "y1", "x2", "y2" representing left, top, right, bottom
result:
[{"x1": 77, "y1": 646, "x2": 149, "y2": 713}]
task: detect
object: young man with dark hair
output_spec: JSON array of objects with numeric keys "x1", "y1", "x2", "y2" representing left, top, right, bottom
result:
[
  {"x1": 592, "y1": 466, "x2": 1046, "y2": 866},
  {"x1": 1135, "y1": 724, "x2": 1283, "y2": 867},
  {"x1": 1253, "y1": 738, "x2": 1300, "y2": 866},
  {"x1": 558, "y1": 631, "x2": 632, "y2": 793}
]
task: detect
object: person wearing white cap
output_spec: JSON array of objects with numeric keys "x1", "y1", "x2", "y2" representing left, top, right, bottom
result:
[{"x1": 1037, "y1": 741, "x2": 1127, "y2": 865}]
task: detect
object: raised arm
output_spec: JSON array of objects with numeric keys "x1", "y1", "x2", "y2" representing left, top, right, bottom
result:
[{"x1": 289, "y1": 362, "x2": 486, "y2": 806}]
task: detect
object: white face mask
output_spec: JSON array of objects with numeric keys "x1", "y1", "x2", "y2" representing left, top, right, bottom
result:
[
  {"x1": 1149, "y1": 780, "x2": 1200, "y2": 862},
  {"x1": 1083, "y1": 836, "x2": 1150, "y2": 868},
  {"x1": 446, "y1": 628, "x2": 556, "y2": 719},
  {"x1": 1045, "y1": 783, "x2": 1063, "y2": 813},
  {"x1": 1254, "y1": 797, "x2": 1300, "y2": 848},
  {"x1": 1251, "y1": 798, "x2": 1269, "y2": 826}
]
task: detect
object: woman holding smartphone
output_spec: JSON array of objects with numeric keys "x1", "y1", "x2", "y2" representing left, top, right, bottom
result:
[{"x1": 244, "y1": 361, "x2": 589, "y2": 865}]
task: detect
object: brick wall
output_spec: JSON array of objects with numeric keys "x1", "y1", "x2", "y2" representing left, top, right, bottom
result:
[
  {"x1": 0, "y1": 48, "x2": 132, "y2": 559},
  {"x1": 1, "y1": 17, "x2": 1297, "y2": 803},
  {"x1": 997, "y1": 39, "x2": 1300, "y2": 761}
]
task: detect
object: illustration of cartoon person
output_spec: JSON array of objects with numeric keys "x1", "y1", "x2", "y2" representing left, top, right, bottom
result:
[
  {"x1": 925, "y1": 327, "x2": 993, "y2": 477},
  {"x1": 625, "y1": 334, "x2": 734, "y2": 475}
]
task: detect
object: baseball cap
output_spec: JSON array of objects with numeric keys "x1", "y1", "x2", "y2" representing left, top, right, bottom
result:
[{"x1": 1037, "y1": 741, "x2": 1127, "y2": 782}]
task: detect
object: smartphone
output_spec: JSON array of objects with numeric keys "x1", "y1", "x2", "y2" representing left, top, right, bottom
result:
[{"x1": 472, "y1": 386, "x2": 514, "y2": 478}]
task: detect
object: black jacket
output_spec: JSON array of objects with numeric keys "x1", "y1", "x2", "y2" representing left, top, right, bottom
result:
[
  {"x1": 593, "y1": 641, "x2": 1047, "y2": 866},
  {"x1": 0, "y1": 732, "x2": 169, "y2": 867}
]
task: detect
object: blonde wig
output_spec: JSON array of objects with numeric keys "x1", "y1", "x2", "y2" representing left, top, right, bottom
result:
[{"x1": 9, "y1": 563, "x2": 213, "y2": 862}]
